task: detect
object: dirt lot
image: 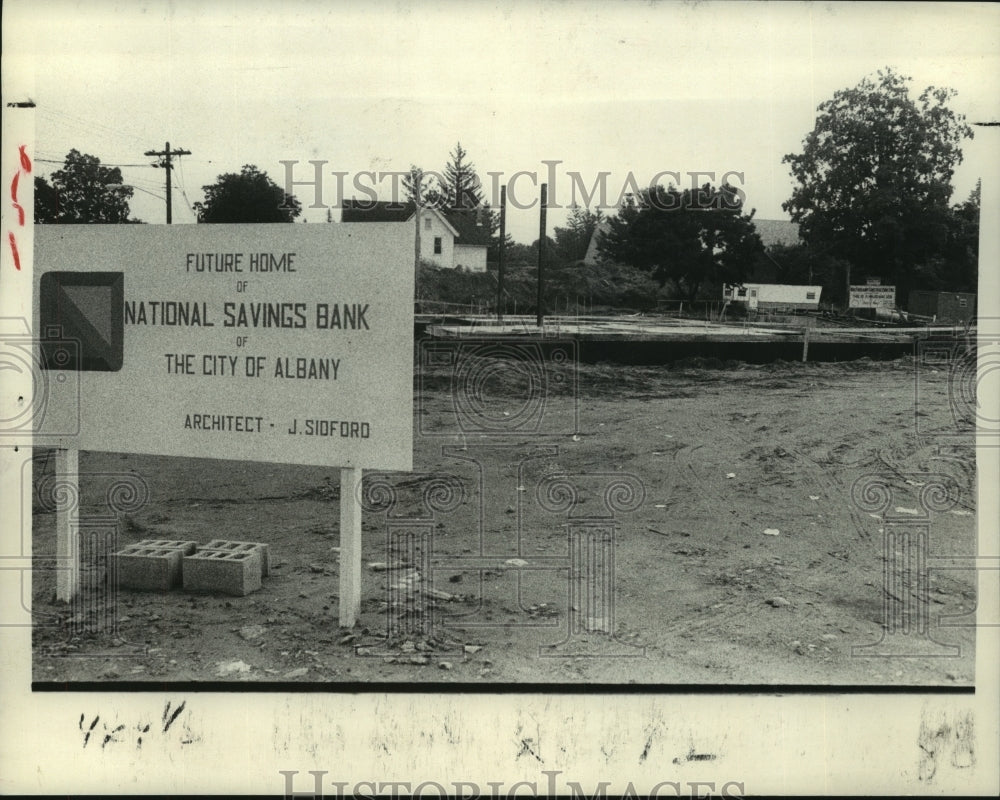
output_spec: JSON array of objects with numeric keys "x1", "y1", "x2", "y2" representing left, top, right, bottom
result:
[{"x1": 32, "y1": 354, "x2": 977, "y2": 685}]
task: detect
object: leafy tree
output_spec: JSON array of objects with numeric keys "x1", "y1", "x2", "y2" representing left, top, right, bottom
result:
[
  {"x1": 194, "y1": 164, "x2": 301, "y2": 223},
  {"x1": 34, "y1": 149, "x2": 137, "y2": 223},
  {"x1": 782, "y1": 68, "x2": 973, "y2": 298},
  {"x1": 504, "y1": 241, "x2": 538, "y2": 266},
  {"x1": 531, "y1": 235, "x2": 558, "y2": 259},
  {"x1": 598, "y1": 183, "x2": 763, "y2": 301},
  {"x1": 34, "y1": 176, "x2": 63, "y2": 223},
  {"x1": 944, "y1": 181, "x2": 980, "y2": 293},
  {"x1": 908, "y1": 180, "x2": 980, "y2": 294}
]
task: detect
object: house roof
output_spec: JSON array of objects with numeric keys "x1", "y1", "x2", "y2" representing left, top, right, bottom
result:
[
  {"x1": 753, "y1": 218, "x2": 800, "y2": 249},
  {"x1": 583, "y1": 221, "x2": 612, "y2": 265},
  {"x1": 339, "y1": 199, "x2": 463, "y2": 238},
  {"x1": 442, "y1": 209, "x2": 492, "y2": 246},
  {"x1": 340, "y1": 199, "x2": 414, "y2": 223}
]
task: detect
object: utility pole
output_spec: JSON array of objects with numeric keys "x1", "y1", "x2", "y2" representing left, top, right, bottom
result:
[
  {"x1": 144, "y1": 141, "x2": 191, "y2": 224},
  {"x1": 413, "y1": 168, "x2": 422, "y2": 274}
]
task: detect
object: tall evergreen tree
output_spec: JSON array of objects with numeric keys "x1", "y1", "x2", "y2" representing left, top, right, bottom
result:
[
  {"x1": 443, "y1": 142, "x2": 484, "y2": 210},
  {"x1": 402, "y1": 165, "x2": 445, "y2": 208}
]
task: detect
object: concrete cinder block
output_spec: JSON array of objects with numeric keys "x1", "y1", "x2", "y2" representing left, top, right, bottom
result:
[
  {"x1": 182, "y1": 550, "x2": 263, "y2": 596},
  {"x1": 114, "y1": 545, "x2": 184, "y2": 591},
  {"x1": 132, "y1": 539, "x2": 198, "y2": 555},
  {"x1": 200, "y1": 539, "x2": 270, "y2": 577}
]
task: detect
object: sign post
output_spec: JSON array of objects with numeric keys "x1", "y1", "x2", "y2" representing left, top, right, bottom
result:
[
  {"x1": 54, "y1": 448, "x2": 79, "y2": 601},
  {"x1": 339, "y1": 466, "x2": 362, "y2": 626}
]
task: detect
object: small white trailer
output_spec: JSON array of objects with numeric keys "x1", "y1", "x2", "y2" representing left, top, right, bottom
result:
[{"x1": 723, "y1": 283, "x2": 823, "y2": 311}]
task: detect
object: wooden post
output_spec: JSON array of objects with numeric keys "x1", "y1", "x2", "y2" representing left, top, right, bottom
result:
[
  {"x1": 845, "y1": 262, "x2": 851, "y2": 312},
  {"x1": 497, "y1": 185, "x2": 506, "y2": 324},
  {"x1": 536, "y1": 183, "x2": 547, "y2": 328},
  {"x1": 338, "y1": 466, "x2": 363, "y2": 627},
  {"x1": 55, "y1": 447, "x2": 79, "y2": 602},
  {"x1": 413, "y1": 169, "x2": 422, "y2": 275},
  {"x1": 801, "y1": 326, "x2": 810, "y2": 362}
]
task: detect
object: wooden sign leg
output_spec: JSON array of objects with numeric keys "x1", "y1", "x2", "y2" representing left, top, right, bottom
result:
[
  {"x1": 338, "y1": 466, "x2": 363, "y2": 628},
  {"x1": 54, "y1": 447, "x2": 79, "y2": 602}
]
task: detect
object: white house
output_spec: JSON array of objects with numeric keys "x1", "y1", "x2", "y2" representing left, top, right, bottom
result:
[
  {"x1": 340, "y1": 200, "x2": 489, "y2": 272},
  {"x1": 453, "y1": 243, "x2": 487, "y2": 272},
  {"x1": 415, "y1": 205, "x2": 459, "y2": 268}
]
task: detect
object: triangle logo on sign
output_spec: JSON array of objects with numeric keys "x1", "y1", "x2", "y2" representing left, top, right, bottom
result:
[{"x1": 40, "y1": 272, "x2": 124, "y2": 372}]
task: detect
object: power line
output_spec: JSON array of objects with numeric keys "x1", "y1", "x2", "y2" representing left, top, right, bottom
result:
[
  {"x1": 128, "y1": 184, "x2": 166, "y2": 201},
  {"x1": 38, "y1": 107, "x2": 150, "y2": 150},
  {"x1": 143, "y1": 142, "x2": 191, "y2": 224}
]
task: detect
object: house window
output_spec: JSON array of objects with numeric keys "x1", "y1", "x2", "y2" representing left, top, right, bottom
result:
[
  {"x1": 737, "y1": 288, "x2": 747, "y2": 298},
  {"x1": 424, "y1": 217, "x2": 431, "y2": 230},
  {"x1": 806, "y1": 292, "x2": 816, "y2": 300},
  {"x1": 958, "y1": 298, "x2": 967, "y2": 308},
  {"x1": 750, "y1": 289, "x2": 757, "y2": 298},
  {"x1": 433, "y1": 237, "x2": 442, "y2": 255}
]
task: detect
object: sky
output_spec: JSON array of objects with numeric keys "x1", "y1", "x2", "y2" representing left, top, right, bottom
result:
[{"x1": 4, "y1": 0, "x2": 1000, "y2": 243}]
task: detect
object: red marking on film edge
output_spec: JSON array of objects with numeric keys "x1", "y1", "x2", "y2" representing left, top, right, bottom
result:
[
  {"x1": 6, "y1": 146, "x2": 31, "y2": 253},
  {"x1": 8, "y1": 233, "x2": 20, "y2": 270},
  {"x1": 11, "y1": 171, "x2": 25, "y2": 226}
]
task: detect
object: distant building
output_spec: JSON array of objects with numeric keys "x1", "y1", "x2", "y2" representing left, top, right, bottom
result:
[
  {"x1": 723, "y1": 283, "x2": 822, "y2": 311},
  {"x1": 582, "y1": 221, "x2": 612, "y2": 266},
  {"x1": 907, "y1": 290, "x2": 976, "y2": 324},
  {"x1": 340, "y1": 199, "x2": 489, "y2": 272},
  {"x1": 442, "y1": 207, "x2": 493, "y2": 272}
]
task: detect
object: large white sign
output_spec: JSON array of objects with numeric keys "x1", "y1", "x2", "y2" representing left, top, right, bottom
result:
[
  {"x1": 849, "y1": 284, "x2": 896, "y2": 309},
  {"x1": 32, "y1": 224, "x2": 414, "y2": 470}
]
